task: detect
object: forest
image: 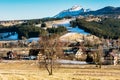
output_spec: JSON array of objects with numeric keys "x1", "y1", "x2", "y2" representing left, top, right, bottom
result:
[
  {"x1": 70, "y1": 18, "x2": 120, "y2": 39},
  {"x1": 0, "y1": 18, "x2": 66, "y2": 39}
]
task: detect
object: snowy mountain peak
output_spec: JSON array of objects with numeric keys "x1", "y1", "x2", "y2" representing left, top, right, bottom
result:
[
  {"x1": 69, "y1": 5, "x2": 82, "y2": 11},
  {"x1": 54, "y1": 5, "x2": 91, "y2": 18}
]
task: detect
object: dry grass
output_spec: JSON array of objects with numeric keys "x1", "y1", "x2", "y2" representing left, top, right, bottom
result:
[{"x1": 0, "y1": 60, "x2": 120, "y2": 80}]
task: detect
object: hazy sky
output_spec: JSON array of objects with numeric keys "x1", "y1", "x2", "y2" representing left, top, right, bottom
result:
[{"x1": 0, "y1": 0, "x2": 119, "y2": 20}]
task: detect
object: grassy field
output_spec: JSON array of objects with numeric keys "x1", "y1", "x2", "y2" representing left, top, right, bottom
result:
[{"x1": 0, "y1": 60, "x2": 120, "y2": 80}]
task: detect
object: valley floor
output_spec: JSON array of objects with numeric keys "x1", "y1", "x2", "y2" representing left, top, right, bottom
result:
[{"x1": 0, "y1": 60, "x2": 120, "y2": 80}]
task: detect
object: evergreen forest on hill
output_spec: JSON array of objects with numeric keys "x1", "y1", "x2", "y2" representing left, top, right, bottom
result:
[{"x1": 70, "y1": 18, "x2": 120, "y2": 39}]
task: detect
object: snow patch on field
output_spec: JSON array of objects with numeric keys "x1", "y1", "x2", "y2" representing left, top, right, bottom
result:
[
  {"x1": 56, "y1": 19, "x2": 89, "y2": 35},
  {"x1": 0, "y1": 32, "x2": 18, "y2": 40}
]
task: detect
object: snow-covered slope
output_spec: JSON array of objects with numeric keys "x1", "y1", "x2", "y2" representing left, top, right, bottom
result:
[
  {"x1": 53, "y1": 19, "x2": 89, "y2": 35},
  {"x1": 54, "y1": 5, "x2": 91, "y2": 18}
]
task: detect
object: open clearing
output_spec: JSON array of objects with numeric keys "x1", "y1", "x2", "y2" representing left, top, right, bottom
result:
[{"x1": 0, "y1": 60, "x2": 120, "y2": 80}]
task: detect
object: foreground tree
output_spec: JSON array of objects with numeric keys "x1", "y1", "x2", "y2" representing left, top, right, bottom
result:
[
  {"x1": 91, "y1": 44, "x2": 103, "y2": 68},
  {"x1": 38, "y1": 34, "x2": 60, "y2": 75}
]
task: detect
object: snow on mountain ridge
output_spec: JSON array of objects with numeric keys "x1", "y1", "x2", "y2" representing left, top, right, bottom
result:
[
  {"x1": 69, "y1": 5, "x2": 82, "y2": 11},
  {"x1": 54, "y1": 5, "x2": 91, "y2": 18}
]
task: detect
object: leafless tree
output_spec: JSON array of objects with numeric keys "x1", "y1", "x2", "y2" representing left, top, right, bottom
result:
[
  {"x1": 38, "y1": 34, "x2": 61, "y2": 75},
  {"x1": 94, "y1": 44, "x2": 103, "y2": 68}
]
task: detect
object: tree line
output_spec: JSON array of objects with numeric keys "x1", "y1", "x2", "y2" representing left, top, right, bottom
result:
[{"x1": 0, "y1": 23, "x2": 67, "y2": 39}]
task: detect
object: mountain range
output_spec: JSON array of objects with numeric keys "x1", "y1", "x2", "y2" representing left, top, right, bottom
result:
[
  {"x1": 54, "y1": 5, "x2": 91, "y2": 18},
  {"x1": 54, "y1": 5, "x2": 120, "y2": 18}
]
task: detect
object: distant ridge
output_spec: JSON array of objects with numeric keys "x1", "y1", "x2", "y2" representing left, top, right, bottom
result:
[
  {"x1": 84, "y1": 6, "x2": 120, "y2": 15},
  {"x1": 54, "y1": 6, "x2": 120, "y2": 18}
]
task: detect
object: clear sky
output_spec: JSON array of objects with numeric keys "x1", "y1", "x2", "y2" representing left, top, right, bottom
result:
[{"x1": 0, "y1": 0, "x2": 120, "y2": 20}]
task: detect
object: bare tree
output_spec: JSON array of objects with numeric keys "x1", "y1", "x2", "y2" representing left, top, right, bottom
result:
[
  {"x1": 95, "y1": 44, "x2": 103, "y2": 68},
  {"x1": 38, "y1": 34, "x2": 59, "y2": 75}
]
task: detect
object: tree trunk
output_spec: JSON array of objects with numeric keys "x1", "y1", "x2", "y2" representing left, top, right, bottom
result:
[
  {"x1": 44, "y1": 58, "x2": 53, "y2": 75},
  {"x1": 50, "y1": 58, "x2": 53, "y2": 75}
]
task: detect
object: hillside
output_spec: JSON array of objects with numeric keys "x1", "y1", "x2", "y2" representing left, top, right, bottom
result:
[{"x1": 70, "y1": 18, "x2": 120, "y2": 39}]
